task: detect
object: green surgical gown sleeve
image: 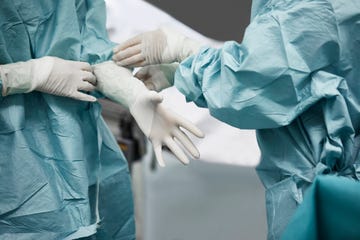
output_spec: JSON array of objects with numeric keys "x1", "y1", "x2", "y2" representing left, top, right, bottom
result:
[{"x1": 175, "y1": 0, "x2": 339, "y2": 129}]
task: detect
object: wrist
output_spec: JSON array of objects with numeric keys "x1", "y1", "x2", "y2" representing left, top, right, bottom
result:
[
  {"x1": 0, "y1": 61, "x2": 34, "y2": 96},
  {"x1": 126, "y1": 77, "x2": 150, "y2": 109},
  {"x1": 0, "y1": 57, "x2": 55, "y2": 96},
  {"x1": 178, "y1": 38, "x2": 202, "y2": 62},
  {"x1": 31, "y1": 57, "x2": 54, "y2": 90}
]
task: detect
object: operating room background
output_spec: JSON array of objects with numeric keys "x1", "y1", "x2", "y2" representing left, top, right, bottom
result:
[
  {"x1": 144, "y1": 0, "x2": 252, "y2": 42},
  {"x1": 101, "y1": 0, "x2": 267, "y2": 239}
]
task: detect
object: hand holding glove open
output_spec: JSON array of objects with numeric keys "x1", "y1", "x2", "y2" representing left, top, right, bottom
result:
[{"x1": 93, "y1": 61, "x2": 204, "y2": 167}]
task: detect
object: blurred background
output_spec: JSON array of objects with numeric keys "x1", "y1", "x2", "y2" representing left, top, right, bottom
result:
[
  {"x1": 101, "y1": 0, "x2": 267, "y2": 239},
  {"x1": 144, "y1": 0, "x2": 251, "y2": 42}
]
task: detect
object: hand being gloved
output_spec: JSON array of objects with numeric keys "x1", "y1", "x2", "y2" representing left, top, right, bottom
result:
[
  {"x1": 112, "y1": 27, "x2": 202, "y2": 67},
  {"x1": 135, "y1": 63, "x2": 179, "y2": 92},
  {"x1": 93, "y1": 61, "x2": 204, "y2": 167},
  {"x1": 0, "y1": 56, "x2": 97, "y2": 101}
]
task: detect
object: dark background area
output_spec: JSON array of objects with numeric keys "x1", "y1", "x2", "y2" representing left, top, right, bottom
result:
[{"x1": 144, "y1": 0, "x2": 252, "y2": 42}]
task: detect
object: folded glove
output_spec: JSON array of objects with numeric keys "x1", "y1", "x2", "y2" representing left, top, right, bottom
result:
[
  {"x1": 113, "y1": 27, "x2": 202, "y2": 67},
  {"x1": 93, "y1": 61, "x2": 204, "y2": 167},
  {"x1": 0, "y1": 56, "x2": 97, "y2": 101},
  {"x1": 135, "y1": 63, "x2": 178, "y2": 92}
]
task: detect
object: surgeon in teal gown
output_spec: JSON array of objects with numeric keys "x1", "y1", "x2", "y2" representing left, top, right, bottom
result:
[
  {"x1": 175, "y1": 0, "x2": 360, "y2": 238},
  {"x1": 113, "y1": 0, "x2": 360, "y2": 239},
  {"x1": 0, "y1": 0, "x2": 135, "y2": 239}
]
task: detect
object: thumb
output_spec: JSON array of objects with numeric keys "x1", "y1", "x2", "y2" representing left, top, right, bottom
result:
[{"x1": 148, "y1": 91, "x2": 163, "y2": 103}]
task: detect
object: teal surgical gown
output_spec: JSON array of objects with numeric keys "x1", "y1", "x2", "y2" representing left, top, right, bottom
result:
[
  {"x1": 281, "y1": 175, "x2": 360, "y2": 240},
  {"x1": 0, "y1": 0, "x2": 135, "y2": 239},
  {"x1": 175, "y1": 0, "x2": 360, "y2": 239}
]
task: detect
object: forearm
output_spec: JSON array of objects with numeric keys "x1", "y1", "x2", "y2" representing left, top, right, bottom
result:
[{"x1": 93, "y1": 61, "x2": 147, "y2": 108}]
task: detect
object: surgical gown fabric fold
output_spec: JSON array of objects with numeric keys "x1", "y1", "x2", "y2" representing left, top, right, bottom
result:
[
  {"x1": 281, "y1": 175, "x2": 360, "y2": 240},
  {"x1": 175, "y1": 0, "x2": 360, "y2": 239},
  {"x1": 0, "y1": 0, "x2": 135, "y2": 239}
]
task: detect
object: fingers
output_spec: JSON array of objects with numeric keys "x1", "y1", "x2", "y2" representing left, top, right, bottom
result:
[
  {"x1": 112, "y1": 45, "x2": 142, "y2": 62},
  {"x1": 113, "y1": 35, "x2": 142, "y2": 53},
  {"x1": 72, "y1": 91, "x2": 97, "y2": 102},
  {"x1": 153, "y1": 141, "x2": 166, "y2": 167},
  {"x1": 172, "y1": 128, "x2": 200, "y2": 159},
  {"x1": 82, "y1": 71, "x2": 97, "y2": 85},
  {"x1": 173, "y1": 112, "x2": 205, "y2": 138},
  {"x1": 77, "y1": 62, "x2": 92, "y2": 72},
  {"x1": 78, "y1": 81, "x2": 96, "y2": 92},
  {"x1": 114, "y1": 54, "x2": 146, "y2": 67},
  {"x1": 164, "y1": 137, "x2": 190, "y2": 165}
]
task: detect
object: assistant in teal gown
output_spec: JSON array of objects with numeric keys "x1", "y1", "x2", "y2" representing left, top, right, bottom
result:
[
  {"x1": 174, "y1": 0, "x2": 360, "y2": 239},
  {"x1": 0, "y1": 0, "x2": 135, "y2": 239}
]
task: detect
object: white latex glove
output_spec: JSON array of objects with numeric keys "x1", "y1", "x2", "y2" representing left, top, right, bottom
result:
[
  {"x1": 93, "y1": 61, "x2": 204, "y2": 167},
  {"x1": 0, "y1": 56, "x2": 97, "y2": 101},
  {"x1": 113, "y1": 27, "x2": 202, "y2": 67},
  {"x1": 135, "y1": 63, "x2": 179, "y2": 92}
]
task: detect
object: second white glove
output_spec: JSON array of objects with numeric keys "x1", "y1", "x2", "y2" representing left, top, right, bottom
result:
[{"x1": 93, "y1": 61, "x2": 204, "y2": 166}]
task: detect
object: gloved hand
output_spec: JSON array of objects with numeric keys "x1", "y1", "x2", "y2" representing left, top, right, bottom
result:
[
  {"x1": 135, "y1": 63, "x2": 179, "y2": 92},
  {"x1": 0, "y1": 56, "x2": 97, "y2": 101},
  {"x1": 112, "y1": 27, "x2": 202, "y2": 67},
  {"x1": 93, "y1": 61, "x2": 204, "y2": 167}
]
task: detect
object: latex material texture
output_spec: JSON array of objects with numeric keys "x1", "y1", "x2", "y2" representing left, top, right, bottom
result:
[
  {"x1": 113, "y1": 27, "x2": 202, "y2": 67},
  {"x1": 93, "y1": 61, "x2": 204, "y2": 167},
  {"x1": 135, "y1": 63, "x2": 179, "y2": 92}
]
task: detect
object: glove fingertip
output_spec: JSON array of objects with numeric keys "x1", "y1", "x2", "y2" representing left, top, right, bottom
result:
[
  {"x1": 182, "y1": 158, "x2": 190, "y2": 165},
  {"x1": 192, "y1": 150, "x2": 200, "y2": 159},
  {"x1": 191, "y1": 128, "x2": 205, "y2": 138},
  {"x1": 77, "y1": 93, "x2": 97, "y2": 102},
  {"x1": 86, "y1": 96, "x2": 97, "y2": 102},
  {"x1": 197, "y1": 131, "x2": 205, "y2": 138},
  {"x1": 154, "y1": 145, "x2": 166, "y2": 167},
  {"x1": 113, "y1": 45, "x2": 121, "y2": 53}
]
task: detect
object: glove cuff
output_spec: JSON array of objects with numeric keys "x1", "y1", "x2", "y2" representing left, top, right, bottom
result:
[
  {"x1": 0, "y1": 57, "x2": 53, "y2": 96},
  {"x1": 178, "y1": 38, "x2": 202, "y2": 62},
  {"x1": 0, "y1": 61, "x2": 34, "y2": 96},
  {"x1": 161, "y1": 27, "x2": 202, "y2": 63}
]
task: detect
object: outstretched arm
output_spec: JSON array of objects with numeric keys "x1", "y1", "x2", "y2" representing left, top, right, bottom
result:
[{"x1": 93, "y1": 61, "x2": 204, "y2": 166}]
